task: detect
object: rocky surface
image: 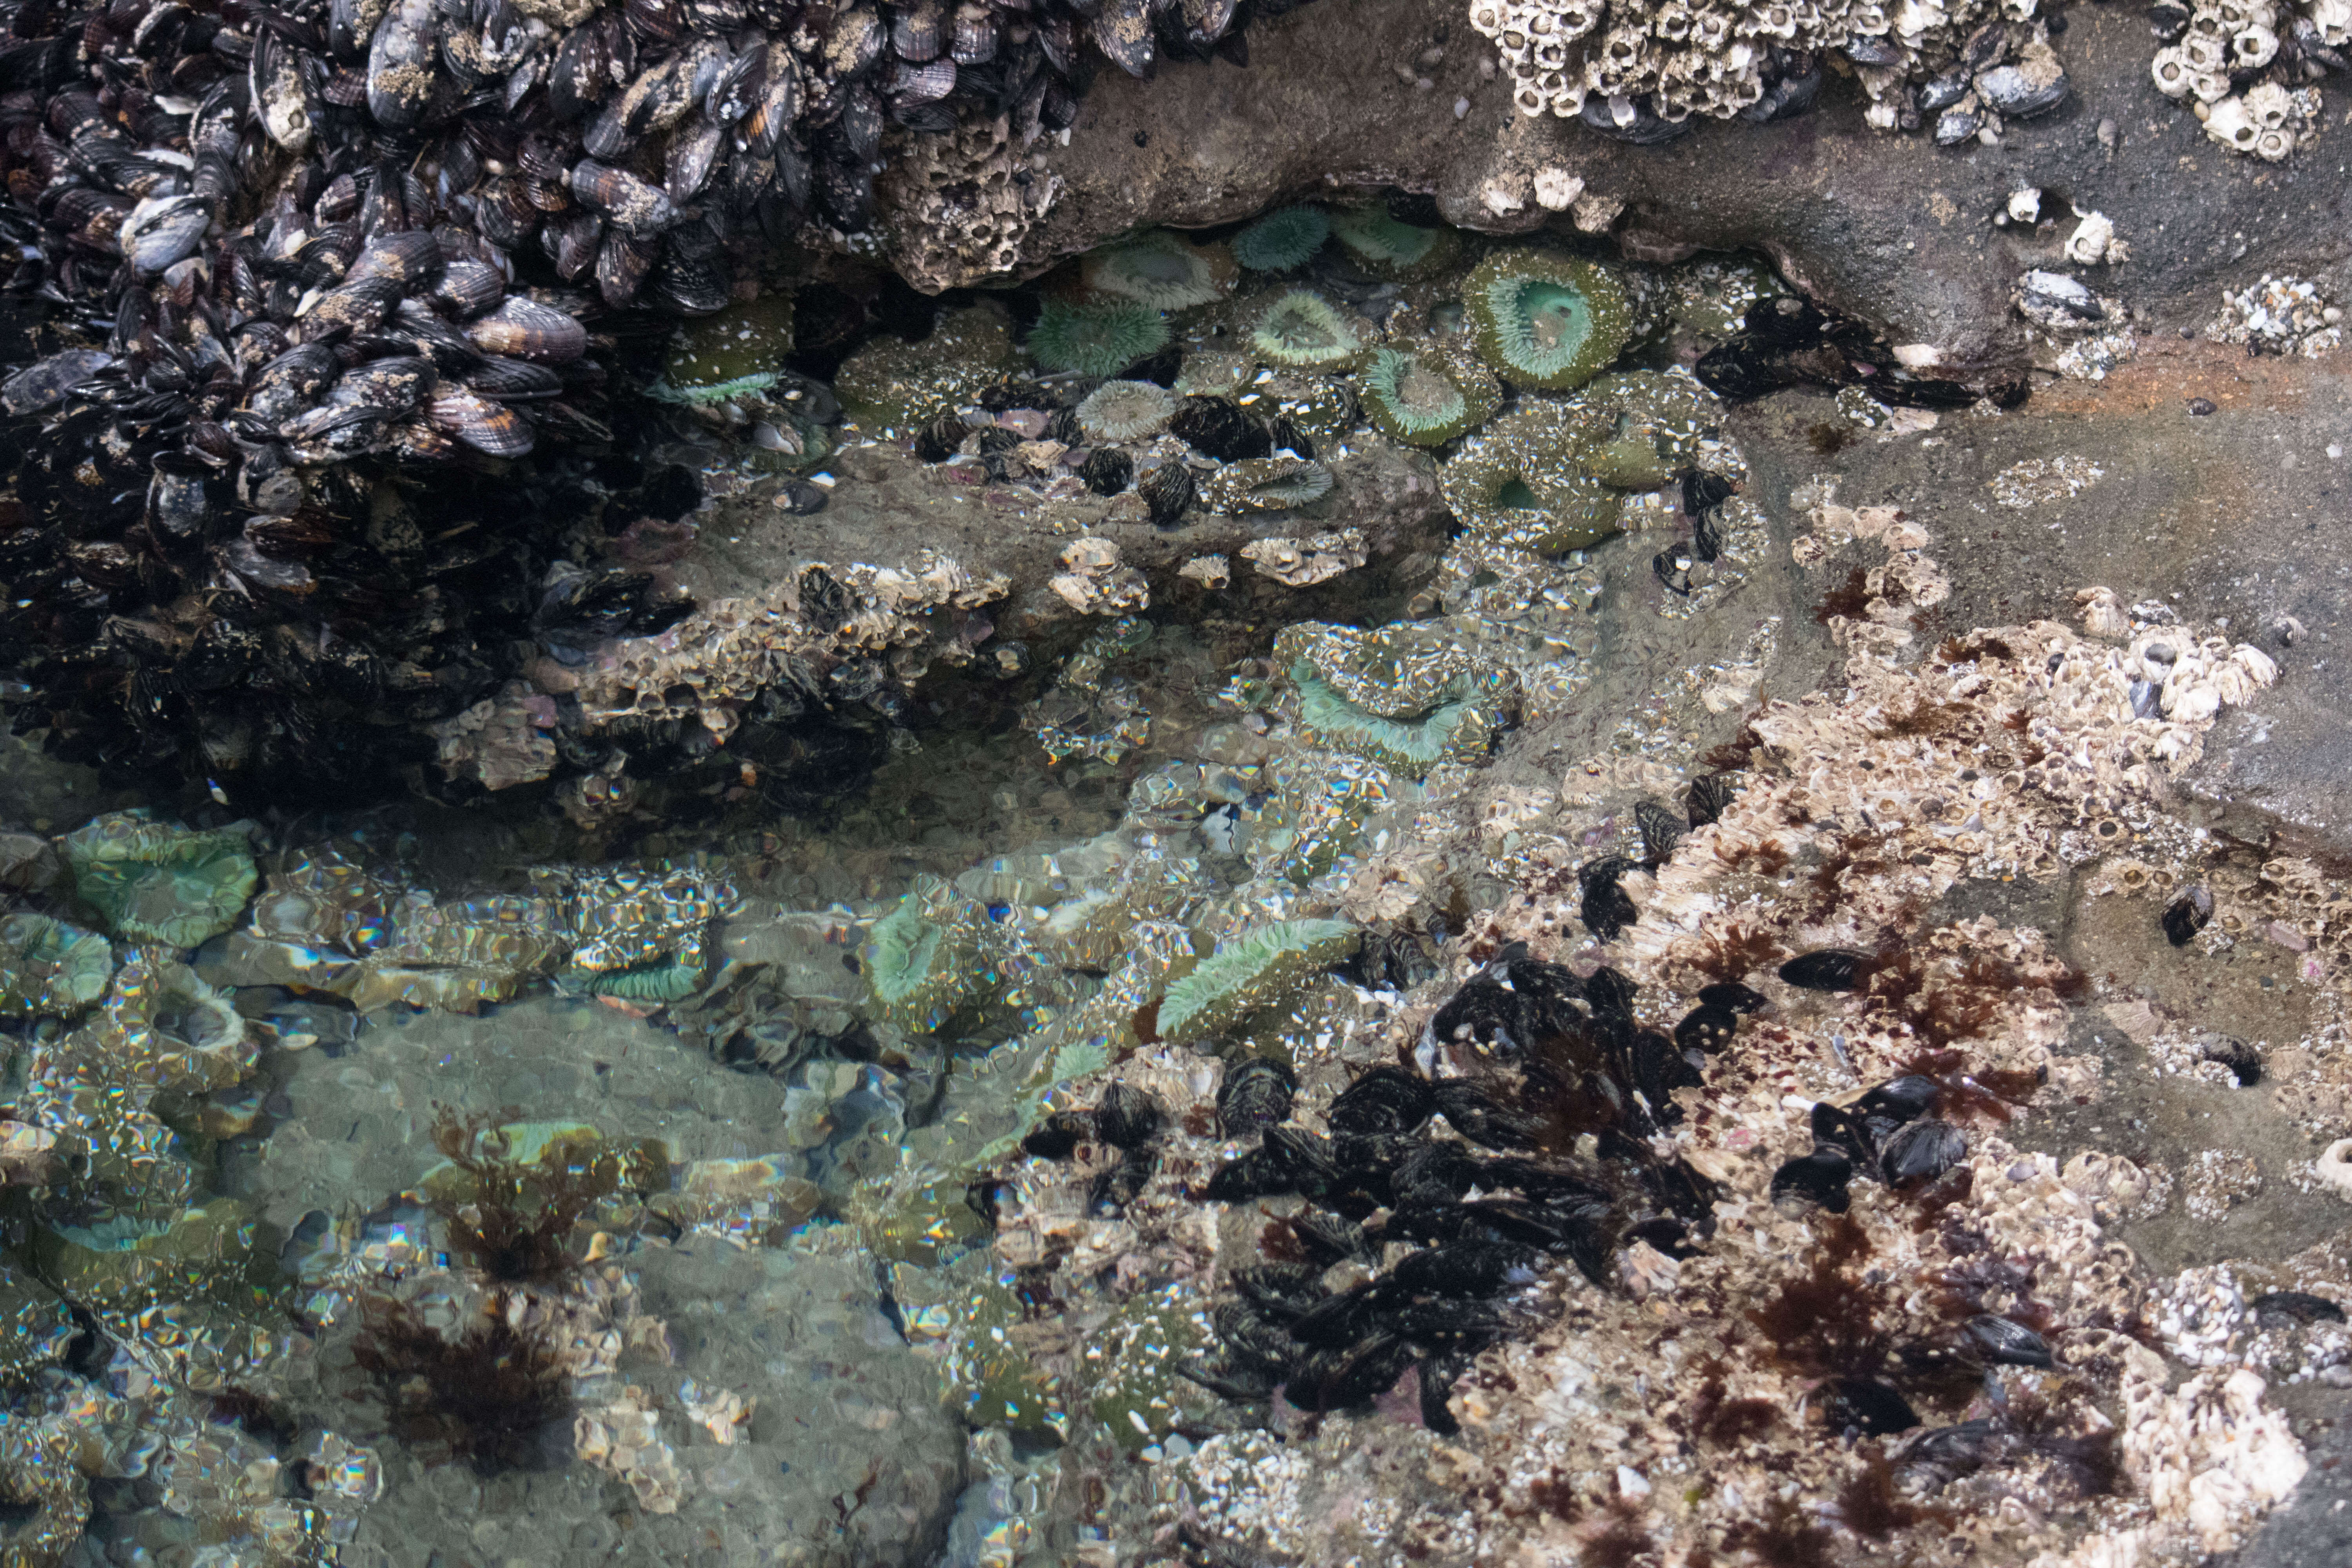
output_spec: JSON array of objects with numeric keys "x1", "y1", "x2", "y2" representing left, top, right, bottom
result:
[{"x1": 875, "y1": 0, "x2": 2352, "y2": 370}]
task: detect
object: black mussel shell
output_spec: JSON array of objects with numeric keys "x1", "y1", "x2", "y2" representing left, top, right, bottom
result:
[
  {"x1": 1779, "y1": 949, "x2": 1870, "y2": 991},
  {"x1": 1264, "y1": 412, "x2": 1313, "y2": 459},
  {"x1": 1770, "y1": 1147, "x2": 1853, "y2": 1212},
  {"x1": 1855, "y1": 1074, "x2": 1939, "y2": 1123},
  {"x1": 1809, "y1": 1101, "x2": 1875, "y2": 1169},
  {"x1": 1697, "y1": 980, "x2": 1767, "y2": 1014},
  {"x1": 1581, "y1": 875, "x2": 1638, "y2": 941},
  {"x1": 1045, "y1": 405, "x2": 1083, "y2": 445},
  {"x1": 1234, "y1": 1261, "x2": 1328, "y2": 1321},
  {"x1": 1137, "y1": 460, "x2": 1194, "y2": 526},
  {"x1": 1686, "y1": 772, "x2": 1739, "y2": 827},
  {"x1": 1095, "y1": 1082, "x2": 1166, "y2": 1148},
  {"x1": 1965, "y1": 1314, "x2": 2054, "y2": 1368},
  {"x1": 1681, "y1": 469, "x2": 1736, "y2": 517},
  {"x1": 1820, "y1": 1376, "x2": 1921, "y2": 1437},
  {"x1": 1328, "y1": 1065, "x2": 1434, "y2": 1137},
  {"x1": 1180, "y1": 1356, "x2": 1283, "y2": 1400},
  {"x1": 1897, "y1": 1419, "x2": 2004, "y2": 1486},
  {"x1": 1264, "y1": 1124, "x2": 1341, "y2": 1187},
  {"x1": 1675, "y1": 1004, "x2": 1741, "y2": 1056},
  {"x1": 1218, "y1": 1056, "x2": 1298, "y2": 1133},
  {"x1": 1289, "y1": 1333, "x2": 1416, "y2": 1410},
  {"x1": 1430, "y1": 1079, "x2": 1545, "y2": 1150},
  {"x1": 914, "y1": 410, "x2": 967, "y2": 462},
  {"x1": 1080, "y1": 445, "x2": 1132, "y2": 496},
  {"x1": 1424, "y1": 953, "x2": 1587, "y2": 1054},
  {"x1": 1387, "y1": 1241, "x2": 1541, "y2": 1298},
  {"x1": 1020, "y1": 1109, "x2": 1096, "y2": 1160},
  {"x1": 2201, "y1": 1037, "x2": 2261, "y2": 1086},
  {"x1": 1389, "y1": 1142, "x2": 1486, "y2": 1207},
  {"x1": 1631, "y1": 1028, "x2": 1702, "y2": 1122},
  {"x1": 1880, "y1": 1118, "x2": 1967, "y2": 1185},
  {"x1": 1203, "y1": 1142, "x2": 1295, "y2": 1201},
  {"x1": 1089, "y1": 1144, "x2": 1158, "y2": 1216},
  {"x1": 1418, "y1": 1353, "x2": 1468, "y2": 1434},
  {"x1": 2162, "y1": 885, "x2": 2214, "y2": 947},
  {"x1": 1291, "y1": 1210, "x2": 1371, "y2": 1261},
  {"x1": 1624, "y1": 1216, "x2": 1703, "y2": 1258},
  {"x1": 1168, "y1": 395, "x2": 1271, "y2": 463},
  {"x1": 1584, "y1": 965, "x2": 1639, "y2": 1018},
  {"x1": 1288, "y1": 1279, "x2": 1396, "y2": 1348},
  {"x1": 1635, "y1": 799, "x2": 1685, "y2": 863},
  {"x1": 1213, "y1": 1299, "x2": 1302, "y2": 1369},
  {"x1": 2250, "y1": 1290, "x2": 2348, "y2": 1327}
]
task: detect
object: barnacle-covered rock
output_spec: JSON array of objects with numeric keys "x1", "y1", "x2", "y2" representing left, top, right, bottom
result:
[
  {"x1": 1463, "y1": 250, "x2": 1632, "y2": 392},
  {"x1": 60, "y1": 811, "x2": 257, "y2": 950},
  {"x1": 1359, "y1": 345, "x2": 1503, "y2": 446},
  {"x1": 1439, "y1": 401, "x2": 1621, "y2": 552},
  {"x1": 837, "y1": 306, "x2": 1022, "y2": 428},
  {"x1": 1156, "y1": 919, "x2": 1358, "y2": 1042},
  {"x1": 1233, "y1": 205, "x2": 1332, "y2": 271}
]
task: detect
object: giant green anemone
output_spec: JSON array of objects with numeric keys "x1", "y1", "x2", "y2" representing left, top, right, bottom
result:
[
  {"x1": 1358, "y1": 345, "x2": 1503, "y2": 445},
  {"x1": 1249, "y1": 291, "x2": 1366, "y2": 370},
  {"x1": 1328, "y1": 205, "x2": 1459, "y2": 279},
  {"x1": 1439, "y1": 400, "x2": 1622, "y2": 553},
  {"x1": 1081, "y1": 230, "x2": 1237, "y2": 311},
  {"x1": 1200, "y1": 456, "x2": 1335, "y2": 513},
  {"x1": 653, "y1": 293, "x2": 795, "y2": 404},
  {"x1": 1076, "y1": 379, "x2": 1177, "y2": 443},
  {"x1": 1026, "y1": 300, "x2": 1171, "y2": 378},
  {"x1": 61, "y1": 809, "x2": 257, "y2": 949},
  {"x1": 1574, "y1": 368, "x2": 1724, "y2": 488},
  {"x1": 1232, "y1": 206, "x2": 1331, "y2": 271},
  {"x1": 1463, "y1": 250, "x2": 1632, "y2": 391},
  {"x1": 1155, "y1": 918, "x2": 1359, "y2": 1042},
  {"x1": 0, "y1": 911, "x2": 111, "y2": 1020}
]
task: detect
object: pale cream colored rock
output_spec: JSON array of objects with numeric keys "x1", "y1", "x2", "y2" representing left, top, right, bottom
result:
[{"x1": 1239, "y1": 529, "x2": 1368, "y2": 586}]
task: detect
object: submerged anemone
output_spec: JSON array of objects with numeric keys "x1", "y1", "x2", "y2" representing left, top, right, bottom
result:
[
  {"x1": 1201, "y1": 457, "x2": 1336, "y2": 514},
  {"x1": 1464, "y1": 251, "x2": 1633, "y2": 391},
  {"x1": 1575, "y1": 369, "x2": 1727, "y2": 488},
  {"x1": 1250, "y1": 292, "x2": 1368, "y2": 370},
  {"x1": 1077, "y1": 380, "x2": 1179, "y2": 443},
  {"x1": 1157, "y1": 919, "x2": 1360, "y2": 1042},
  {"x1": 0, "y1": 913, "x2": 112, "y2": 1020},
  {"x1": 1359, "y1": 347, "x2": 1504, "y2": 445},
  {"x1": 1233, "y1": 206, "x2": 1332, "y2": 271},
  {"x1": 1082, "y1": 231, "x2": 1239, "y2": 311},
  {"x1": 1028, "y1": 301, "x2": 1173, "y2": 379},
  {"x1": 61, "y1": 811, "x2": 257, "y2": 949},
  {"x1": 1329, "y1": 206, "x2": 1460, "y2": 279},
  {"x1": 653, "y1": 294, "x2": 797, "y2": 405},
  {"x1": 1441, "y1": 401, "x2": 1623, "y2": 553},
  {"x1": 837, "y1": 306, "x2": 1022, "y2": 427}
]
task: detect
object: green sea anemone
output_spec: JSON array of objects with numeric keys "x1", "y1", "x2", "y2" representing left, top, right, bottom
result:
[
  {"x1": 1440, "y1": 400, "x2": 1622, "y2": 553},
  {"x1": 61, "y1": 810, "x2": 257, "y2": 949},
  {"x1": 1293, "y1": 665, "x2": 1497, "y2": 777},
  {"x1": 836, "y1": 305, "x2": 1021, "y2": 428},
  {"x1": 1156, "y1": 918, "x2": 1358, "y2": 1042},
  {"x1": 653, "y1": 293, "x2": 795, "y2": 403},
  {"x1": 1232, "y1": 206, "x2": 1330, "y2": 271},
  {"x1": 1329, "y1": 205, "x2": 1459, "y2": 279},
  {"x1": 1200, "y1": 456, "x2": 1335, "y2": 513},
  {"x1": 1463, "y1": 250, "x2": 1632, "y2": 391},
  {"x1": 1250, "y1": 291, "x2": 1365, "y2": 370},
  {"x1": 1575, "y1": 368, "x2": 1724, "y2": 488},
  {"x1": 863, "y1": 881, "x2": 980, "y2": 1033},
  {"x1": 1081, "y1": 230, "x2": 1237, "y2": 311},
  {"x1": 1358, "y1": 345, "x2": 1503, "y2": 445},
  {"x1": 1174, "y1": 351, "x2": 1253, "y2": 397},
  {"x1": 1076, "y1": 379, "x2": 1177, "y2": 443},
  {"x1": 0, "y1": 912, "x2": 111, "y2": 1020},
  {"x1": 583, "y1": 955, "x2": 705, "y2": 1002},
  {"x1": 1026, "y1": 300, "x2": 1171, "y2": 379}
]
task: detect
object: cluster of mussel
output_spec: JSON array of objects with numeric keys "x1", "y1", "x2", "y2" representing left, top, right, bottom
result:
[
  {"x1": 1694, "y1": 293, "x2": 2029, "y2": 411},
  {"x1": 913, "y1": 372, "x2": 1319, "y2": 524}
]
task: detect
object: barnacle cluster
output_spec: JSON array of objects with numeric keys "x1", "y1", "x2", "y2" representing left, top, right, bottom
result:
[
  {"x1": 2150, "y1": 0, "x2": 2346, "y2": 158},
  {"x1": 1468, "y1": 0, "x2": 2072, "y2": 142}
]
